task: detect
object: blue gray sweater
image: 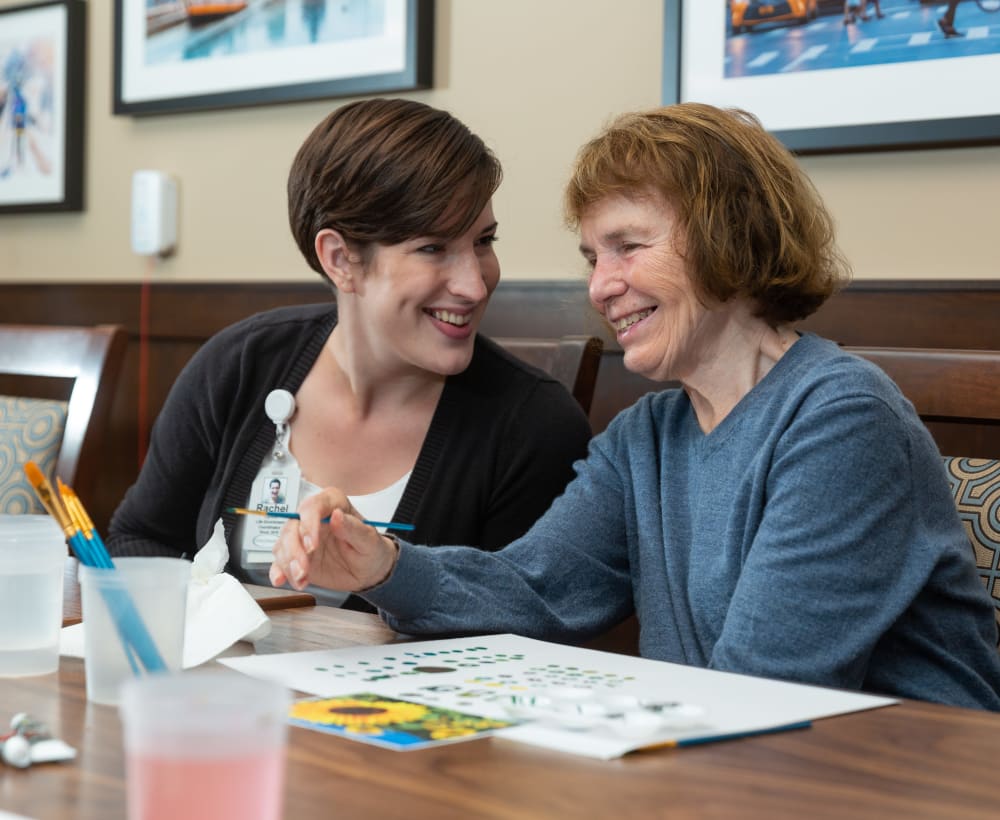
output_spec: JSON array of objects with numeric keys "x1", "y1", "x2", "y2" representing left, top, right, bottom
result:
[{"x1": 367, "y1": 334, "x2": 1000, "y2": 710}]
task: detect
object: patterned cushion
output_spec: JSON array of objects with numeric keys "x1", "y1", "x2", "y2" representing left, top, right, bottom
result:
[
  {"x1": 942, "y1": 457, "x2": 1000, "y2": 642},
  {"x1": 0, "y1": 395, "x2": 68, "y2": 514}
]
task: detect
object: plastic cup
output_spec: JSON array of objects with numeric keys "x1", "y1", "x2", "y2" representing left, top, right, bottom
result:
[
  {"x1": 120, "y1": 671, "x2": 290, "y2": 820},
  {"x1": 78, "y1": 557, "x2": 190, "y2": 705},
  {"x1": 0, "y1": 514, "x2": 66, "y2": 676}
]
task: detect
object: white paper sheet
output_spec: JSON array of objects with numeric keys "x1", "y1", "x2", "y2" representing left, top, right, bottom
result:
[{"x1": 219, "y1": 634, "x2": 897, "y2": 760}]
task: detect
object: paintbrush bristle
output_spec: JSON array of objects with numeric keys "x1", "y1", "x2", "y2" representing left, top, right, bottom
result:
[
  {"x1": 23, "y1": 460, "x2": 46, "y2": 488},
  {"x1": 23, "y1": 460, "x2": 73, "y2": 533}
]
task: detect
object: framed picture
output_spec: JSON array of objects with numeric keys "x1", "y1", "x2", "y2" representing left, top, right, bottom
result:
[
  {"x1": 114, "y1": 0, "x2": 434, "y2": 116},
  {"x1": 664, "y1": 1, "x2": 1000, "y2": 153},
  {"x1": 0, "y1": 0, "x2": 85, "y2": 214}
]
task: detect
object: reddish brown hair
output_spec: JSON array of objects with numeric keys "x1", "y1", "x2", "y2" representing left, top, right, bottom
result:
[{"x1": 565, "y1": 103, "x2": 851, "y2": 323}]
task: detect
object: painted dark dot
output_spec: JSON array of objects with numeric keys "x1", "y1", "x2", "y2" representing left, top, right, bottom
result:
[{"x1": 412, "y1": 665, "x2": 456, "y2": 673}]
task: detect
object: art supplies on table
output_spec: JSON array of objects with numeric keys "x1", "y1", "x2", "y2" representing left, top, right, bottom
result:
[
  {"x1": 23, "y1": 462, "x2": 167, "y2": 676},
  {"x1": 221, "y1": 634, "x2": 897, "y2": 760},
  {"x1": 61, "y1": 519, "x2": 271, "y2": 669}
]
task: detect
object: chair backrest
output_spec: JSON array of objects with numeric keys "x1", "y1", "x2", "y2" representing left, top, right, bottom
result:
[
  {"x1": 0, "y1": 324, "x2": 127, "y2": 514},
  {"x1": 493, "y1": 335, "x2": 604, "y2": 415},
  {"x1": 846, "y1": 347, "x2": 1000, "y2": 427},
  {"x1": 847, "y1": 346, "x2": 1000, "y2": 641}
]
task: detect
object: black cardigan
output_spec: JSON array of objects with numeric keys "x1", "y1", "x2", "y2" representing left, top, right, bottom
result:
[{"x1": 108, "y1": 303, "x2": 592, "y2": 607}]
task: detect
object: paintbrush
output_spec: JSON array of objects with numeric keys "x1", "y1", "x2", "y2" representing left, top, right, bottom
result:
[
  {"x1": 23, "y1": 462, "x2": 92, "y2": 562},
  {"x1": 24, "y1": 463, "x2": 165, "y2": 674},
  {"x1": 226, "y1": 507, "x2": 415, "y2": 531}
]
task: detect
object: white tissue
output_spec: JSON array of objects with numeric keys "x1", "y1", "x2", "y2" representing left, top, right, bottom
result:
[
  {"x1": 192, "y1": 518, "x2": 229, "y2": 580},
  {"x1": 60, "y1": 520, "x2": 271, "y2": 667}
]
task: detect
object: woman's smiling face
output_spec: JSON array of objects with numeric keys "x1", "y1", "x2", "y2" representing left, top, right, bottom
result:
[
  {"x1": 349, "y1": 199, "x2": 500, "y2": 379},
  {"x1": 580, "y1": 192, "x2": 720, "y2": 384}
]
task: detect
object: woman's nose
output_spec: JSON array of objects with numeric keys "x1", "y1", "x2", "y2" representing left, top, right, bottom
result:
[
  {"x1": 449, "y1": 253, "x2": 490, "y2": 302},
  {"x1": 588, "y1": 256, "x2": 625, "y2": 310}
]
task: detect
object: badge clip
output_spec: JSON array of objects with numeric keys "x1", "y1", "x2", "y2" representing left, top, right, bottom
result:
[{"x1": 264, "y1": 389, "x2": 296, "y2": 460}]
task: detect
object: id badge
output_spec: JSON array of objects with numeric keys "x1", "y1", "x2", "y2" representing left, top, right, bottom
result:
[
  {"x1": 241, "y1": 389, "x2": 301, "y2": 567},
  {"x1": 241, "y1": 459, "x2": 302, "y2": 567}
]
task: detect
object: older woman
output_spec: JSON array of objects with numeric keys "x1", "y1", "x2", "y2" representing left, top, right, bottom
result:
[
  {"x1": 108, "y1": 99, "x2": 591, "y2": 610},
  {"x1": 270, "y1": 103, "x2": 1000, "y2": 709}
]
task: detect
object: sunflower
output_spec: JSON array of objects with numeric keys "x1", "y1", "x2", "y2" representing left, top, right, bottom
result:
[{"x1": 290, "y1": 696, "x2": 429, "y2": 729}]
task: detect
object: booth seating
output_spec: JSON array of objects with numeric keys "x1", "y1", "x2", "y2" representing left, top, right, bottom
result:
[
  {"x1": 848, "y1": 347, "x2": 1000, "y2": 641},
  {"x1": 0, "y1": 324, "x2": 127, "y2": 521}
]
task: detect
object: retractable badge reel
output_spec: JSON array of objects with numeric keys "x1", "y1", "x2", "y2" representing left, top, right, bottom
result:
[{"x1": 265, "y1": 389, "x2": 296, "y2": 461}]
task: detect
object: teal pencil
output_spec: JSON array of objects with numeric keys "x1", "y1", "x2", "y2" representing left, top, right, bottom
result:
[{"x1": 226, "y1": 507, "x2": 415, "y2": 532}]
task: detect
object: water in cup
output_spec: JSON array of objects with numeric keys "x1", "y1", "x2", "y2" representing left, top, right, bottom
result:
[
  {"x1": 0, "y1": 514, "x2": 66, "y2": 676},
  {"x1": 78, "y1": 556, "x2": 190, "y2": 704}
]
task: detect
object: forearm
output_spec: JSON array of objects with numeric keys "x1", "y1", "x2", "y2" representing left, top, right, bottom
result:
[{"x1": 365, "y1": 449, "x2": 633, "y2": 640}]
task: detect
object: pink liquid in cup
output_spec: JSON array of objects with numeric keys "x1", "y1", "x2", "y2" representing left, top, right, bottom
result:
[
  {"x1": 127, "y1": 751, "x2": 284, "y2": 820},
  {"x1": 120, "y1": 671, "x2": 290, "y2": 820}
]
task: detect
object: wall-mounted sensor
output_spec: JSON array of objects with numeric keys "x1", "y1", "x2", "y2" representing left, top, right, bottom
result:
[{"x1": 131, "y1": 170, "x2": 178, "y2": 256}]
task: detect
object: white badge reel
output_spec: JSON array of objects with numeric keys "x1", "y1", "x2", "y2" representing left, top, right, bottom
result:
[
  {"x1": 241, "y1": 389, "x2": 303, "y2": 568},
  {"x1": 265, "y1": 388, "x2": 296, "y2": 461}
]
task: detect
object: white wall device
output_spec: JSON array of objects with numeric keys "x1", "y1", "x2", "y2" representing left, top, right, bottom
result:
[{"x1": 131, "y1": 170, "x2": 178, "y2": 256}]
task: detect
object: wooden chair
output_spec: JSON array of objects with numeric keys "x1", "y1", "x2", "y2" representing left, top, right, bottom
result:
[
  {"x1": 846, "y1": 347, "x2": 1000, "y2": 435},
  {"x1": 0, "y1": 324, "x2": 127, "y2": 516},
  {"x1": 847, "y1": 346, "x2": 1000, "y2": 642},
  {"x1": 493, "y1": 335, "x2": 604, "y2": 415}
]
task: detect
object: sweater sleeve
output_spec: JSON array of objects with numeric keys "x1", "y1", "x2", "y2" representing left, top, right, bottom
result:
[
  {"x1": 709, "y1": 392, "x2": 952, "y2": 689},
  {"x1": 106, "y1": 330, "x2": 239, "y2": 559},
  {"x1": 365, "y1": 428, "x2": 634, "y2": 641}
]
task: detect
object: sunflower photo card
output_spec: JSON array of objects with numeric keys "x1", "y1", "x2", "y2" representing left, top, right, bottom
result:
[{"x1": 288, "y1": 692, "x2": 517, "y2": 751}]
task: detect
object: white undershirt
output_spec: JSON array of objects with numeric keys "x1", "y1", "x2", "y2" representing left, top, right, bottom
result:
[{"x1": 299, "y1": 471, "x2": 411, "y2": 529}]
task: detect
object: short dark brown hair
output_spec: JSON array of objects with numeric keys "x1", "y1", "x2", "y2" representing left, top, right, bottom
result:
[
  {"x1": 288, "y1": 98, "x2": 502, "y2": 278},
  {"x1": 564, "y1": 103, "x2": 851, "y2": 324}
]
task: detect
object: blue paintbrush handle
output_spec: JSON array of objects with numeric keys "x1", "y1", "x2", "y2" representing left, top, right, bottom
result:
[
  {"x1": 228, "y1": 508, "x2": 414, "y2": 531},
  {"x1": 74, "y1": 532, "x2": 168, "y2": 674}
]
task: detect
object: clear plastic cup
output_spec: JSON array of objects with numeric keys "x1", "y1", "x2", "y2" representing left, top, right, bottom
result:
[
  {"x1": 78, "y1": 557, "x2": 190, "y2": 705},
  {"x1": 0, "y1": 514, "x2": 66, "y2": 676},
  {"x1": 120, "y1": 671, "x2": 291, "y2": 820}
]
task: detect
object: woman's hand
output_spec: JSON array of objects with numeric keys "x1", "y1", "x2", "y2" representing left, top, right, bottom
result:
[{"x1": 268, "y1": 487, "x2": 399, "y2": 591}]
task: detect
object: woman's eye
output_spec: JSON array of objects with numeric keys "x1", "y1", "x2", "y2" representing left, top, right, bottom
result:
[
  {"x1": 417, "y1": 244, "x2": 444, "y2": 254},
  {"x1": 476, "y1": 234, "x2": 498, "y2": 247}
]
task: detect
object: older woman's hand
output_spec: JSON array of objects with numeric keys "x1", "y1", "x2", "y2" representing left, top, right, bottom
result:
[{"x1": 268, "y1": 487, "x2": 399, "y2": 592}]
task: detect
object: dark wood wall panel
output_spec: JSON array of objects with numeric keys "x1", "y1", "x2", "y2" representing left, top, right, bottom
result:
[{"x1": 2, "y1": 280, "x2": 998, "y2": 528}]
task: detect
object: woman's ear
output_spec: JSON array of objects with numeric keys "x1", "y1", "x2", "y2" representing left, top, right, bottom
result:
[{"x1": 315, "y1": 229, "x2": 359, "y2": 293}]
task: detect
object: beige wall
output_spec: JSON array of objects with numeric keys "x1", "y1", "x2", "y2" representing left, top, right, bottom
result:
[{"x1": 1, "y1": 0, "x2": 998, "y2": 285}]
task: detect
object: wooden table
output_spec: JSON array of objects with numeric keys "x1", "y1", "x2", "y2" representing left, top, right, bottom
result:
[{"x1": 2, "y1": 605, "x2": 1000, "y2": 819}]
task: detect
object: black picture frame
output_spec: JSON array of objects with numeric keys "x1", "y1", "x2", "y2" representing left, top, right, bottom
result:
[
  {"x1": 113, "y1": 0, "x2": 434, "y2": 116},
  {"x1": 0, "y1": 0, "x2": 85, "y2": 214},
  {"x1": 663, "y1": 0, "x2": 1000, "y2": 154}
]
